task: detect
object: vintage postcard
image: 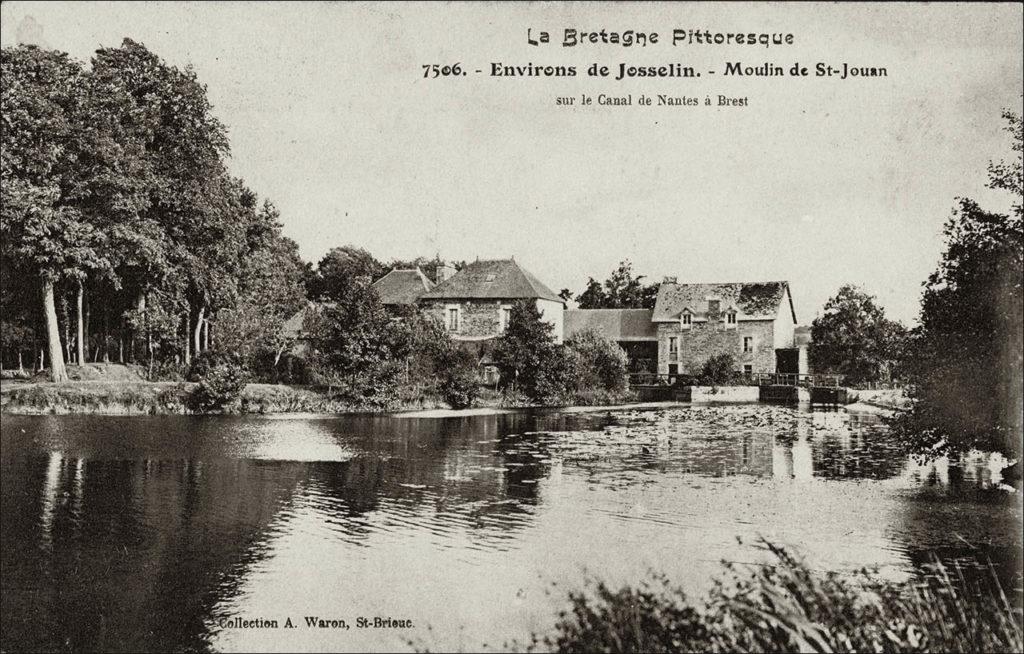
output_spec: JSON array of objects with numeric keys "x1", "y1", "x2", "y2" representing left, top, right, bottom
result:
[{"x1": 1, "y1": 2, "x2": 1022, "y2": 653}]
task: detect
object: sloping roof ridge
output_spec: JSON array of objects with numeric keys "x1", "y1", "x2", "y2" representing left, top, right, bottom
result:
[
  {"x1": 663, "y1": 279, "x2": 788, "y2": 286},
  {"x1": 567, "y1": 307, "x2": 653, "y2": 312}
]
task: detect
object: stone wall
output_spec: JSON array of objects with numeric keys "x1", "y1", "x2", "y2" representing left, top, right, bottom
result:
[
  {"x1": 422, "y1": 300, "x2": 505, "y2": 339},
  {"x1": 422, "y1": 298, "x2": 564, "y2": 342},
  {"x1": 657, "y1": 318, "x2": 776, "y2": 374}
]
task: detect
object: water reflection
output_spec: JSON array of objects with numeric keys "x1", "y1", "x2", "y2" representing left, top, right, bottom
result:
[{"x1": 1, "y1": 406, "x2": 1020, "y2": 652}]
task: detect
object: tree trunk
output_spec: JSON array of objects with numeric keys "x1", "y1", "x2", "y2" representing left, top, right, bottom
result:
[
  {"x1": 42, "y1": 278, "x2": 68, "y2": 382},
  {"x1": 202, "y1": 319, "x2": 210, "y2": 351},
  {"x1": 63, "y1": 303, "x2": 72, "y2": 366},
  {"x1": 84, "y1": 289, "x2": 91, "y2": 363},
  {"x1": 194, "y1": 304, "x2": 206, "y2": 355},
  {"x1": 76, "y1": 280, "x2": 85, "y2": 366},
  {"x1": 103, "y1": 305, "x2": 110, "y2": 363},
  {"x1": 18, "y1": 351, "x2": 24, "y2": 373},
  {"x1": 184, "y1": 311, "x2": 191, "y2": 364}
]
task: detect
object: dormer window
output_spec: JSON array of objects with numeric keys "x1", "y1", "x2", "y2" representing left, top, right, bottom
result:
[
  {"x1": 726, "y1": 310, "x2": 737, "y2": 325},
  {"x1": 680, "y1": 311, "x2": 692, "y2": 328}
]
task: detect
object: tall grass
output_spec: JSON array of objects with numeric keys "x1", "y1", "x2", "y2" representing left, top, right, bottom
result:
[{"x1": 526, "y1": 539, "x2": 1021, "y2": 653}]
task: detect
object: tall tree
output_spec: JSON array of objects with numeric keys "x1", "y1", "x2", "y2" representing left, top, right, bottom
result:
[
  {"x1": 809, "y1": 285, "x2": 907, "y2": 385},
  {"x1": 308, "y1": 245, "x2": 385, "y2": 301},
  {"x1": 896, "y1": 111, "x2": 1023, "y2": 461},
  {"x1": 492, "y1": 300, "x2": 563, "y2": 400},
  {"x1": 0, "y1": 46, "x2": 96, "y2": 381},
  {"x1": 574, "y1": 260, "x2": 659, "y2": 309}
]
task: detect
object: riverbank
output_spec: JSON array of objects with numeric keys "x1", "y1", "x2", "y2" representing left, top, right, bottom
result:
[
  {"x1": 0, "y1": 380, "x2": 451, "y2": 416},
  {"x1": 0, "y1": 379, "x2": 908, "y2": 417}
]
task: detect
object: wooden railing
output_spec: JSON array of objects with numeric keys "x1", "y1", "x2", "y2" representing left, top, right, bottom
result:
[
  {"x1": 628, "y1": 372, "x2": 845, "y2": 388},
  {"x1": 750, "y1": 372, "x2": 844, "y2": 388}
]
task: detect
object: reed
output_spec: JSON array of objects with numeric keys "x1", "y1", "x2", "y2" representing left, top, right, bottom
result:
[{"x1": 528, "y1": 539, "x2": 1022, "y2": 653}]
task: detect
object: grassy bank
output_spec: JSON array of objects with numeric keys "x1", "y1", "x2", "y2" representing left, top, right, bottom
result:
[
  {"x1": 520, "y1": 540, "x2": 1021, "y2": 653},
  {"x1": 0, "y1": 380, "x2": 453, "y2": 415},
  {"x1": 0, "y1": 378, "x2": 637, "y2": 416}
]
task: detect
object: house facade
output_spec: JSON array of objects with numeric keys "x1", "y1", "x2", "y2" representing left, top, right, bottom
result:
[
  {"x1": 419, "y1": 258, "x2": 565, "y2": 343},
  {"x1": 565, "y1": 279, "x2": 805, "y2": 378},
  {"x1": 652, "y1": 280, "x2": 802, "y2": 377}
]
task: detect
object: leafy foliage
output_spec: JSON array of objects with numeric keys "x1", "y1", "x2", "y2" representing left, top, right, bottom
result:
[
  {"x1": 572, "y1": 260, "x2": 659, "y2": 309},
  {"x1": 894, "y1": 111, "x2": 1023, "y2": 460},
  {"x1": 306, "y1": 245, "x2": 385, "y2": 301},
  {"x1": 564, "y1": 328, "x2": 629, "y2": 394},
  {"x1": 493, "y1": 300, "x2": 563, "y2": 402},
  {"x1": 1, "y1": 41, "x2": 306, "y2": 390},
  {"x1": 189, "y1": 361, "x2": 249, "y2": 412},
  {"x1": 810, "y1": 285, "x2": 907, "y2": 385},
  {"x1": 438, "y1": 348, "x2": 480, "y2": 409},
  {"x1": 697, "y1": 353, "x2": 738, "y2": 385}
]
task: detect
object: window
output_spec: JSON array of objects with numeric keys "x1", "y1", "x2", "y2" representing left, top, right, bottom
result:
[
  {"x1": 726, "y1": 311, "x2": 737, "y2": 325},
  {"x1": 743, "y1": 364, "x2": 753, "y2": 376},
  {"x1": 668, "y1": 336, "x2": 678, "y2": 359},
  {"x1": 743, "y1": 336, "x2": 754, "y2": 353},
  {"x1": 680, "y1": 312, "x2": 691, "y2": 327},
  {"x1": 499, "y1": 305, "x2": 512, "y2": 333},
  {"x1": 446, "y1": 306, "x2": 460, "y2": 332}
]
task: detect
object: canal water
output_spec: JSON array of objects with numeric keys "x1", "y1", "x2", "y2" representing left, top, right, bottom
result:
[{"x1": 1, "y1": 405, "x2": 1020, "y2": 652}]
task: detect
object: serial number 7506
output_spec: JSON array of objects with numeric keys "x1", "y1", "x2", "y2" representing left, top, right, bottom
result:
[{"x1": 422, "y1": 64, "x2": 465, "y2": 78}]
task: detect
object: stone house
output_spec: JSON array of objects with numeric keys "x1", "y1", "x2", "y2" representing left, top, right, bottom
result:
[
  {"x1": 565, "y1": 279, "x2": 804, "y2": 378},
  {"x1": 419, "y1": 258, "x2": 565, "y2": 383},
  {"x1": 420, "y1": 258, "x2": 565, "y2": 342},
  {"x1": 652, "y1": 279, "x2": 802, "y2": 377}
]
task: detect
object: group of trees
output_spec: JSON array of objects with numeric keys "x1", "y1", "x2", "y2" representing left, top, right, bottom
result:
[
  {"x1": 493, "y1": 301, "x2": 629, "y2": 405},
  {"x1": 561, "y1": 260, "x2": 659, "y2": 309},
  {"x1": 1, "y1": 41, "x2": 305, "y2": 382},
  {"x1": 810, "y1": 111, "x2": 1022, "y2": 463},
  {"x1": 895, "y1": 111, "x2": 1023, "y2": 461},
  {"x1": 809, "y1": 285, "x2": 908, "y2": 386}
]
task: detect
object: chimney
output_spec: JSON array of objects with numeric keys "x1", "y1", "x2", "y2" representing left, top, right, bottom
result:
[
  {"x1": 663, "y1": 276, "x2": 678, "y2": 284},
  {"x1": 435, "y1": 264, "x2": 456, "y2": 283}
]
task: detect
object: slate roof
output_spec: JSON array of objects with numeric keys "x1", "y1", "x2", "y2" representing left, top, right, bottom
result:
[
  {"x1": 372, "y1": 268, "x2": 435, "y2": 305},
  {"x1": 652, "y1": 281, "x2": 794, "y2": 323},
  {"x1": 564, "y1": 309, "x2": 658, "y2": 342},
  {"x1": 420, "y1": 259, "x2": 563, "y2": 304}
]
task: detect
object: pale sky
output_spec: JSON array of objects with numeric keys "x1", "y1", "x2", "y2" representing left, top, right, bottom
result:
[{"x1": 2, "y1": 2, "x2": 1022, "y2": 324}]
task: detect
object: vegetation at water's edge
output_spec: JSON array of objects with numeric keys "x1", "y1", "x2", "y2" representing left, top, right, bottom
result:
[
  {"x1": 0, "y1": 379, "x2": 453, "y2": 415},
  {"x1": 516, "y1": 540, "x2": 1022, "y2": 654}
]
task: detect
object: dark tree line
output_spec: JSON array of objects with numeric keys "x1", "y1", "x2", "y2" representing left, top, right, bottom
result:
[{"x1": 895, "y1": 111, "x2": 1023, "y2": 461}]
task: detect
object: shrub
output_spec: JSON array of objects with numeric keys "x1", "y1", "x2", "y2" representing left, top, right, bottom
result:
[
  {"x1": 187, "y1": 350, "x2": 242, "y2": 382},
  {"x1": 697, "y1": 353, "x2": 738, "y2": 386},
  {"x1": 190, "y1": 361, "x2": 249, "y2": 412},
  {"x1": 565, "y1": 328, "x2": 630, "y2": 394},
  {"x1": 439, "y1": 348, "x2": 479, "y2": 409}
]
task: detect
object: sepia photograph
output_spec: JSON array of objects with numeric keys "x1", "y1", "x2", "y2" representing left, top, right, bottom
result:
[{"x1": 1, "y1": 2, "x2": 1022, "y2": 652}]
